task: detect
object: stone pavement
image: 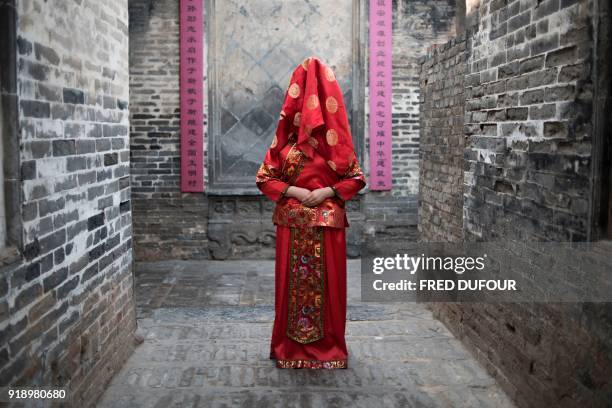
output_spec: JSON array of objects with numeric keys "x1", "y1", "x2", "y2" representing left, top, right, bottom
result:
[{"x1": 97, "y1": 260, "x2": 515, "y2": 408}]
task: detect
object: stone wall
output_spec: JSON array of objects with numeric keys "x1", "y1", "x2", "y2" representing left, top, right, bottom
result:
[
  {"x1": 418, "y1": 35, "x2": 466, "y2": 242},
  {"x1": 0, "y1": 1, "x2": 136, "y2": 406},
  {"x1": 419, "y1": 0, "x2": 612, "y2": 406}
]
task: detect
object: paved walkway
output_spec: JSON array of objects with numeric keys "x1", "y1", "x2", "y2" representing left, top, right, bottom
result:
[{"x1": 97, "y1": 260, "x2": 515, "y2": 408}]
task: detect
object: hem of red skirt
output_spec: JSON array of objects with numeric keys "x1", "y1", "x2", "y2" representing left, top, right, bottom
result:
[{"x1": 274, "y1": 358, "x2": 348, "y2": 369}]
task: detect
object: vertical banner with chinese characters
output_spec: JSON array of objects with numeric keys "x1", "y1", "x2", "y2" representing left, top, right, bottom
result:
[
  {"x1": 180, "y1": 0, "x2": 204, "y2": 192},
  {"x1": 368, "y1": 0, "x2": 392, "y2": 190}
]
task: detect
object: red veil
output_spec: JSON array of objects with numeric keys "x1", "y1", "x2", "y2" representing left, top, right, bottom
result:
[{"x1": 263, "y1": 57, "x2": 357, "y2": 178}]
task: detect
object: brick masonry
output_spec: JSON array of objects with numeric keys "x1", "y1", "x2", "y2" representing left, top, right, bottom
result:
[
  {"x1": 418, "y1": 35, "x2": 466, "y2": 242},
  {"x1": 388, "y1": 0, "x2": 457, "y2": 197},
  {"x1": 129, "y1": 0, "x2": 209, "y2": 261},
  {"x1": 419, "y1": 0, "x2": 612, "y2": 406},
  {"x1": 0, "y1": 1, "x2": 136, "y2": 406}
]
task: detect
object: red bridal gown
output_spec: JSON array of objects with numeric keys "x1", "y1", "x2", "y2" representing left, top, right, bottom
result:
[{"x1": 256, "y1": 137, "x2": 366, "y2": 369}]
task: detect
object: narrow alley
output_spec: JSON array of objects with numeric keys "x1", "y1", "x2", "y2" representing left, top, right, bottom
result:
[{"x1": 98, "y1": 260, "x2": 514, "y2": 407}]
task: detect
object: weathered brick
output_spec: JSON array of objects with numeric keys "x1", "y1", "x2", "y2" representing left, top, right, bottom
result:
[
  {"x1": 533, "y1": 0, "x2": 560, "y2": 20},
  {"x1": 519, "y1": 55, "x2": 544, "y2": 74},
  {"x1": 506, "y1": 107, "x2": 529, "y2": 120},
  {"x1": 520, "y1": 89, "x2": 544, "y2": 105},
  {"x1": 508, "y1": 11, "x2": 531, "y2": 32},
  {"x1": 63, "y1": 88, "x2": 85, "y2": 104},
  {"x1": 546, "y1": 46, "x2": 577, "y2": 67},
  {"x1": 529, "y1": 104, "x2": 556, "y2": 119},
  {"x1": 544, "y1": 85, "x2": 575, "y2": 102},
  {"x1": 530, "y1": 32, "x2": 559, "y2": 55},
  {"x1": 543, "y1": 121, "x2": 568, "y2": 138},
  {"x1": 13, "y1": 283, "x2": 42, "y2": 312},
  {"x1": 52, "y1": 140, "x2": 76, "y2": 156},
  {"x1": 20, "y1": 100, "x2": 50, "y2": 118},
  {"x1": 34, "y1": 43, "x2": 60, "y2": 65},
  {"x1": 558, "y1": 63, "x2": 586, "y2": 82}
]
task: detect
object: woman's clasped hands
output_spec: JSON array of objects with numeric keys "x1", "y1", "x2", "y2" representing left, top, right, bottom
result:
[{"x1": 285, "y1": 186, "x2": 335, "y2": 207}]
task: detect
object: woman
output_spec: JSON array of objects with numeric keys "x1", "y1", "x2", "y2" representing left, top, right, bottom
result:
[{"x1": 255, "y1": 57, "x2": 366, "y2": 369}]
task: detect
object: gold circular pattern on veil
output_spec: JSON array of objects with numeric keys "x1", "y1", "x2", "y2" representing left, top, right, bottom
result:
[
  {"x1": 308, "y1": 137, "x2": 318, "y2": 148},
  {"x1": 326, "y1": 129, "x2": 338, "y2": 146},
  {"x1": 271, "y1": 134, "x2": 278, "y2": 148},
  {"x1": 325, "y1": 67, "x2": 336, "y2": 81},
  {"x1": 306, "y1": 95, "x2": 319, "y2": 110},
  {"x1": 327, "y1": 160, "x2": 337, "y2": 171},
  {"x1": 288, "y1": 83, "x2": 300, "y2": 98},
  {"x1": 325, "y1": 96, "x2": 338, "y2": 113},
  {"x1": 302, "y1": 57, "x2": 311, "y2": 70},
  {"x1": 293, "y1": 112, "x2": 301, "y2": 126}
]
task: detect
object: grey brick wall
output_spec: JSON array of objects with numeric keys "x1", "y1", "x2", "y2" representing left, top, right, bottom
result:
[
  {"x1": 419, "y1": 0, "x2": 612, "y2": 406},
  {"x1": 418, "y1": 35, "x2": 466, "y2": 242},
  {"x1": 387, "y1": 0, "x2": 457, "y2": 197},
  {"x1": 0, "y1": 1, "x2": 136, "y2": 406},
  {"x1": 129, "y1": 0, "x2": 209, "y2": 261}
]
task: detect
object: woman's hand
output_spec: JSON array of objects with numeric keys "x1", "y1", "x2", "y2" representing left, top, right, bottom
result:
[
  {"x1": 286, "y1": 186, "x2": 311, "y2": 202},
  {"x1": 301, "y1": 187, "x2": 335, "y2": 207}
]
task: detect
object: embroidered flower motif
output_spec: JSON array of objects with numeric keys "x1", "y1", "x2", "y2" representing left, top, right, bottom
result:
[{"x1": 287, "y1": 227, "x2": 324, "y2": 344}]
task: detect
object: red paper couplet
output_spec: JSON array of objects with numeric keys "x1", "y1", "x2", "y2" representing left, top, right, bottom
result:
[
  {"x1": 180, "y1": 0, "x2": 205, "y2": 192},
  {"x1": 368, "y1": 0, "x2": 392, "y2": 190}
]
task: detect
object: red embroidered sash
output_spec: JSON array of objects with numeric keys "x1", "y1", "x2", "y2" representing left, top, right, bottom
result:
[{"x1": 286, "y1": 226, "x2": 325, "y2": 344}]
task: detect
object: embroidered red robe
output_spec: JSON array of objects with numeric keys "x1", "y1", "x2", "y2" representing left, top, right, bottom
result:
[
  {"x1": 256, "y1": 135, "x2": 365, "y2": 369},
  {"x1": 256, "y1": 56, "x2": 366, "y2": 369}
]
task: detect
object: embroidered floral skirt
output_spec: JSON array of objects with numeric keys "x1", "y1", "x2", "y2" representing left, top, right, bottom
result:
[{"x1": 270, "y1": 225, "x2": 348, "y2": 369}]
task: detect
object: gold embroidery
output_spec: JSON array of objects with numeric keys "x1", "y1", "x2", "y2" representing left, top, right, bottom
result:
[
  {"x1": 325, "y1": 96, "x2": 338, "y2": 113},
  {"x1": 281, "y1": 144, "x2": 307, "y2": 184},
  {"x1": 325, "y1": 67, "x2": 336, "y2": 82},
  {"x1": 288, "y1": 83, "x2": 300, "y2": 98},
  {"x1": 276, "y1": 359, "x2": 347, "y2": 369},
  {"x1": 308, "y1": 137, "x2": 318, "y2": 148},
  {"x1": 286, "y1": 226, "x2": 324, "y2": 344},
  {"x1": 302, "y1": 57, "x2": 311, "y2": 71},
  {"x1": 326, "y1": 129, "x2": 338, "y2": 146},
  {"x1": 306, "y1": 94, "x2": 319, "y2": 110},
  {"x1": 272, "y1": 198, "x2": 346, "y2": 228},
  {"x1": 343, "y1": 156, "x2": 365, "y2": 179},
  {"x1": 255, "y1": 163, "x2": 280, "y2": 184}
]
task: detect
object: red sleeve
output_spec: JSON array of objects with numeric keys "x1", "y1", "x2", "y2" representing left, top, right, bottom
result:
[
  {"x1": 332, "y1": 157, "x2": 366, "y2": 201},
  {"x1": 256, "y1": 163, "x2": 289, "y2": 202}
]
